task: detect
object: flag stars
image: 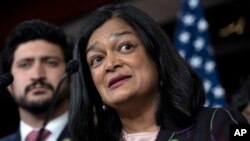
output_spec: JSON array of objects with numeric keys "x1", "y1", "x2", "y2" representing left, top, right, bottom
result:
[
  {"x1": 189, "y1": 55, "x2": 203, "y2": 68},
  {"x1": 179, "y1": 31, "x2": 191, "y2": 43},
  {"x1": 193, "y1": 37, "x2": 205, "y2": 51},
  {"x1": 175, "y1": 0, "x2": 225, "y2": 107},
  {"x1": 188, "y1": 0, "x2": 199, "y2": 9},
  {"x1": 204, "y1": 80, "x2": 212, "y2": 93},
  {"x1": 204, "y1": 60, "x2": 215, "y2": 73},
  {"x1": 182, "y1": 13, "x2": 196, "y2": 26},
  {"x1": 204, "y1": 100, "x2": 210, "y2": 107},
  {"x1": 197, "y1": 18, "x2": 208, "y2": 32},
  {"x1": 212, "y1": 86, "x2": 225, "y2": 98},
  {"x1": 213, "y1": 104, "x2": 223, "y2": 108}
]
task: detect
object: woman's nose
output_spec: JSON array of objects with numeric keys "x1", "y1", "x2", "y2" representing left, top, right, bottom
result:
[{"x1": 105, "y1": 53, "x2": 122, "y2": 72}]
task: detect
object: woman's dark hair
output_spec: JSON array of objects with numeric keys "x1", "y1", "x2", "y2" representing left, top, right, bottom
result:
[
  {"x1": 70, "y1": 3, "x2": 205, "y2": 141},
  {"x1": 1, "y1": 19, "x2": 72, "y2": 73}
]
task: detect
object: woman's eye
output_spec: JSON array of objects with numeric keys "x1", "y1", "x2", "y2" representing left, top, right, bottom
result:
[
  {"x1": 120, "y1": 44, "x2": 133, "y2": 53},
  {"x1": 91, "y1": 56, "x2": 103, "y2": 66}
]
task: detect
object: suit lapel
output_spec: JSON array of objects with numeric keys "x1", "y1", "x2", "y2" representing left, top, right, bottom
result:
[
  {"x1": 57, "y1": 125, "x2": 71, "y2": 141},
  {"x1": 156, "y1": 128, "x2": 178, "y2": 141}
]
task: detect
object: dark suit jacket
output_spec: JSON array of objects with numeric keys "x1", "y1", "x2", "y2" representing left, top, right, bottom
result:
[
  {"x1": 0, "y1": 125, "x2": 71, "y2": 141},
  {"x1": 155, "y1": 107, "x2": 248, "y2": 141}
]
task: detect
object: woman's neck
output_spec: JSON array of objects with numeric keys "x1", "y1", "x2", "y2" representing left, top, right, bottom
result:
[{"x1": 118, "y1": 92, "x2": 160, "y2": 133}]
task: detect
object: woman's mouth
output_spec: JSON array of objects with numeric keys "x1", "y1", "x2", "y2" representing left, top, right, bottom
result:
[{"x1": 108, "y1": 75, "x2": 131, "y2": 89}]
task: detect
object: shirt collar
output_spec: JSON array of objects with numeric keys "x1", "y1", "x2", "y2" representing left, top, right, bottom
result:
[{"x1": 20, "y1": 111, "x2": 68, "y2": 141}]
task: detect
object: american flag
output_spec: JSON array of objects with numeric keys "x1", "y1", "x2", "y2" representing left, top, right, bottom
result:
[{"x1": 174, "y1": 0, "x2": 225, "y2": 107}]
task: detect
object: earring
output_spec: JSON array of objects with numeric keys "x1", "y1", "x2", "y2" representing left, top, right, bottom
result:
[{"x1": 102, "y1": 102, "x2": 107, "y2": 111}]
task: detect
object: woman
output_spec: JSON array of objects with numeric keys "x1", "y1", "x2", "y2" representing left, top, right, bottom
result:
[{"x1": 69, "y1": 3, "x2": 248, "y2": 141}]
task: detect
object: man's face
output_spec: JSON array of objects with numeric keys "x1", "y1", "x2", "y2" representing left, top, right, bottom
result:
[{"x1": 8, "y1": 39, "x2": 67, "y2": 114}]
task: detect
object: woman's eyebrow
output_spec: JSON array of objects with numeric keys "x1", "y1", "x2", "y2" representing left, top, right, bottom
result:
[{"x1": 86, "y1": 31, "x2": 133, "y2": 54}]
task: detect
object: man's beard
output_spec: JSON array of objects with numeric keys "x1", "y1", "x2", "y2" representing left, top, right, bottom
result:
[
  {"x1": 16, "y1": 96, "x2": 52, "y2": 114},
  {"x1": 13, "y1": 80, "x2": 69, "y2": 115}
]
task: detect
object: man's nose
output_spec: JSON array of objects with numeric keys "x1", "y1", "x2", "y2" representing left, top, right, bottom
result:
[{"x1": 30, "y1": 63, "x2": 46, "y2": 81}]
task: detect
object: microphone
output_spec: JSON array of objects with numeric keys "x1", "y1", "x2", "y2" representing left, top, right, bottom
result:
[
  {"x1": 36, "y1": 60, "x2": 79, "y2": 141},
  {"x1": 0, "y1": 73, "x2": 14, "y2": 88},
  {"x1": 65, "y1": 59, "x2": 80, "y2": 75}
]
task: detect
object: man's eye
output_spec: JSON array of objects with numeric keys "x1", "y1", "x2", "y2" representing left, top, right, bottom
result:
[
  {"x1": 18, "y1": 63, "x2": 30, "y2": 69},
  {"x1": 47, "y1": 61, "x2": 58, "y2": 67}
]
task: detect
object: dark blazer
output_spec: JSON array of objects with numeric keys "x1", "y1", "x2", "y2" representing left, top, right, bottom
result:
[
  {"x1": 0, "y1": 125, "x2": 71, "y2": 141},
  {"x1": 156, "y1": 107, "x2": 248, "y2": 141}
]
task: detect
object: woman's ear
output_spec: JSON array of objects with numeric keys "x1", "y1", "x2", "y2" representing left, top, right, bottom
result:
[{"x1": 7, "y1": 84, "x2": 13, "y2": 94}]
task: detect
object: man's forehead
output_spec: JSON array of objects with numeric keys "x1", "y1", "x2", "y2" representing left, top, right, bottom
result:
[
  {"x1": 13, "y1": 40, "x2": 64, "y2": 61},
  {"x1": 15, "y1": 55, "x2": 61, "y2": 61}
]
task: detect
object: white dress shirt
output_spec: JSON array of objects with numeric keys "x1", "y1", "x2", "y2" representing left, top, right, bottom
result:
[{"x1": 20, "y1": 111, "x2": 68, "y2": 141}]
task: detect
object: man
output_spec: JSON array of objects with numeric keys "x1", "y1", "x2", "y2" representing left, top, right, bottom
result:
[
  {"x1": 0, "y1": 19, "x2": 72, "y2": 141},
  {"x1": 231, "y1": 76, "x2": 250, "y2": 124}
]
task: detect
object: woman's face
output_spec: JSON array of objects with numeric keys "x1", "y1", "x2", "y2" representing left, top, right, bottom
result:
[{"x1": 86, "y1": 18, "x2": 159, "y2": 109}]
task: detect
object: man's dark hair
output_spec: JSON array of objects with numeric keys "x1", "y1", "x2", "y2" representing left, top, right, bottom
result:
[{"x1": 1, "y1": 19, "x2": 72, "y2": 73}]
